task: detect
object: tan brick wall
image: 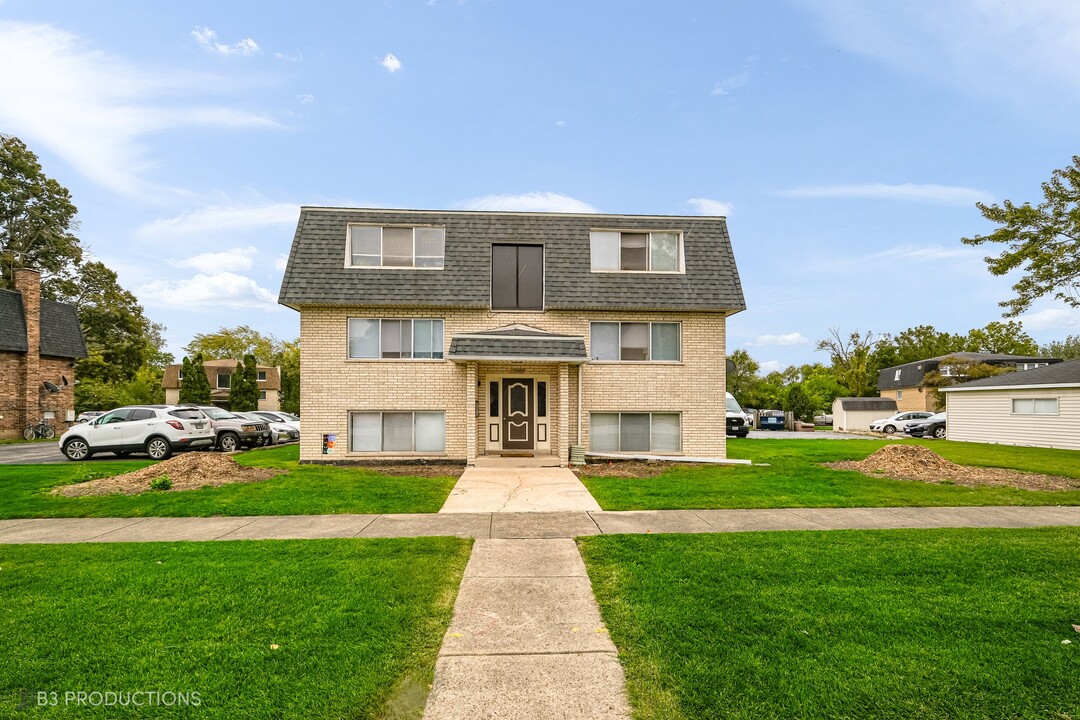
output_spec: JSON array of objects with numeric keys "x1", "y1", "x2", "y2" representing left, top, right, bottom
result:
[
  {"x1": 298, "y1": 307, "x2": 728, "y2": 462},
  {"x1": 880, "y1": 387, "x2": 936, "y2": 413}
]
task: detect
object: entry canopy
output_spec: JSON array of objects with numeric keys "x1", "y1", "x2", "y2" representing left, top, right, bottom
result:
[{"x1": 447, "y1": 324, "x2": 588, "y2": 364}]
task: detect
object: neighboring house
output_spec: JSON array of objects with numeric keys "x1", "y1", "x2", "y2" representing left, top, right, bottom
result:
[
  {"x1": 278, "y1": 207, "x2": 745, "y2": 465},
  {"x1": 0, "y1": 269, "x2": 87, "y2": 439},
  {"x1": 831, "y1": 397, "x2": 897, "y2": 432},
  {"x1": 161, "y1": 358, "x2": 282, "y2": 411},
  {"x1": 877, "y1": 353, "x2": 1062, "y2": 412},
  {"x1": 941, "y1": 358, "x2": 1080, "y2": 451}
]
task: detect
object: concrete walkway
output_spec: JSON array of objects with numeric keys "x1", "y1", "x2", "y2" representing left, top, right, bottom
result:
[
  {"x1": 2, "y1": 505, "x2": 1079, "y2": 544},
  {"x1": 423, "y1": 539, "x2": 630, "y2": 719},
  {"x1": 439, "y1": 467, "x2": 603, "y2": 513}
]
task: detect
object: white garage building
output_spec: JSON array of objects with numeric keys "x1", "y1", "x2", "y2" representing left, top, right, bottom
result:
[
  {"x1": 831, "y1": 397, "x2": 898, "y2": 432},
  {"x1": 941, "y1": 358, "x2": 1080, "y2": 450}
]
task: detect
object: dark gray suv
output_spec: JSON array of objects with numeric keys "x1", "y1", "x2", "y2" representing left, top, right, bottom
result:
[{"x1": 186, "y1": 405, "x2": 272, "y2": 452}]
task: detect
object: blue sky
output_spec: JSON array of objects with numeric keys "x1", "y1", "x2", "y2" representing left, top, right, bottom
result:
[{"x1": 2, "y1": 0, "x2": 1079, "y2": 372}]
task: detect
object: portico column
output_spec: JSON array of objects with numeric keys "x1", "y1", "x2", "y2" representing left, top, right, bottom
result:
[
  {"x1": 558, "y1": 363, "x2": 569, "y2": 466},
  {"x1": 465, "y1": 362, "x2": 477, "y2": 464}
]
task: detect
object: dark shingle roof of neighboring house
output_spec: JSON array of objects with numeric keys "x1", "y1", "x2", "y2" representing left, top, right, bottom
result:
[
  {"x1": 447, "y1": 326, "x2": 588, "y2": 363},
  {"x1": 941, "y1": 358, "x2": 1080, "y2": 391},
  {"x1": 877, "y1": 353, "x2": 1061, "y2": 391},
  {"x1": 278, "y1": 207, "x2": 746, "y2": 313},
  {"x1": 0, "y1": 289, "x2": 87, "y2": 358},
  {"x1": 834, "y1": 397, "x2": 898, "y2": 411}
]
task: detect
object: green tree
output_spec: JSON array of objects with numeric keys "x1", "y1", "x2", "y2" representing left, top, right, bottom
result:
[
  {"x1": 962, "y1": 155, "x2": 1080, "y2": 316},
  {"x1": 57, "y1": 261, "x2": 170, "y2": 384},
  {"x1": 185, "y1": 325, "x2": 279, "y2": 364},
  {"x1": 229, "y1": 354, "x2": 260, "y2": 412},
  {"x1": 187, "y1": 354, "x2": 212, "y2": 405},
  {"x1": 0, "y1": 135, "x2": 83, "y2": 292},
  {"x1": 74, "y1": 367, "x2": 165, "y2": 413},
  {"x1": 816, "y1": 328, "x2": 880, "y2": 397},
  {"x1": 922, "y1": 358, "x2": 1017, "y2": 411},
  {"x1": 278, "y1": 340, "x2": 299, "y2": 415},
  {"x1": 782, "y1": 383, "x2": 816, "y2": 423},
  {"x1": 726, "y1": 348, "x2": 760, "y2": 402},
  {"x1": 964, "y1": 320, "x2": 1039, "y2": 355},
  {"x1": 1041, "y1": 334, "x2": 1080, "y2": 360},
  {"x1": 178, "y1": 356, "x2": 195, "y2": 404}
]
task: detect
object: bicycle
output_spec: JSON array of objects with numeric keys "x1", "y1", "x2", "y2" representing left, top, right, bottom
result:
[{"x1": 23, "y1": 419, "x2": 55, "y2": 440}]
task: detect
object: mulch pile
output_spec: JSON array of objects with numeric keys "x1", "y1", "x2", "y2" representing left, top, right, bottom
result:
[
  {"x1": 826, "y1": 444, "x2": 1080, "y2": 492},
  {"x1": 53, "y1": 452, "x2": 285, "y2": 497}
]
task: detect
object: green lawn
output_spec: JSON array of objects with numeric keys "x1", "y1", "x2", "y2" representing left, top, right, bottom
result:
[
  {"x1": 0, "y1": 537, "x2": 470, "y2": 718},
  {"x1": 0, "y1": 445, "x2": 458, "y2": 518},
  {"x1": 579, "y1": 528, "x2": 1080, "y2": 720},
  {"x1": 580, "y1": 438, "x2": 1080, "y2": 510}
]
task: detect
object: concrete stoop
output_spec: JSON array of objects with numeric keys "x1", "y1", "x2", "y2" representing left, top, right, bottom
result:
[{"x1": 423, "y1": 538, "x2": 631, "y2": 720}]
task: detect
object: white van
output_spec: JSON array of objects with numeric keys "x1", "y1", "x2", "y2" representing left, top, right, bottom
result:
[{"x1": 726, "y1": 392, "x2": 751, "y2": 438}]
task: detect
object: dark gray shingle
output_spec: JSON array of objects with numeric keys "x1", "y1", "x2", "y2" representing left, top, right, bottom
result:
[
  {"x1": 942, "y1": 358, "x2": 1080, "y2": 390},
  {"x1": 279, "y1": 208, "x2": 745, "y2": 313}
]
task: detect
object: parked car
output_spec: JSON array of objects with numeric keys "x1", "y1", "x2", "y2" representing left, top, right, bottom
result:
[
  {"x1": 869, "y1": 411, "x2": 935, "y2": 435},
  {"x1": 74, "y1": 410, "x2": 106, "y2": 424},
  {"x1": 183, "y1": 405, "x2": 272, "y2": 451},
  {"x1": 905, "y1": 412, "x2": 947, "y2": 439},
  {"x1": 725, "y1": 393, "x2": 750, "y2": 438},
  {"x1": 813, "y1": 413, "x2": 834, "y2": 426},
  {"x1": 251, "y1": 411, "x2": 300, "y2": 433},
  {"x1": 59, "y1": 405, "x2": 215, "y2": 461},
  {"x1": 234, "y1": 412, "x2": 298, "y2": 444}
]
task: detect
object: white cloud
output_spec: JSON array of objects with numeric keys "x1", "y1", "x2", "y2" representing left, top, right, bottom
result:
[
  {"x1": 192, "y1": 26, "x2": 260, "y2": 56},
  {"x1": 872, "y1": 245, "x2": 980, "y2": 261},
  {"x1": 555, "y1": 120, "x2": 567, "y2": 127},
  {"x1": 460, "y1": 192, "x2": 598, "y2": 213},
  {"x1": 746, "y1": 333, "x2": 812, "y2": 347},
  {"x1": 379, "y1": 53, "x2": 402, "y2": 73},
  {"x1": 797, "y1": 0, "x2": 1080, "y2": 110},
  {"x1": 138, "y1": 203, "x2": 299, "y2": 241},
  {"x1": 760, "y1": 360, "x2": 783, "y2": 374},
  {"x1": 687, "y1": 198, "x2": 733, "y2": 216},
  {"x1": 711, "y1": 56, "x2": 756, "y2": 96},
  {"x1": 274, "y1": 254, "x2": 290, "y2": 272},
  {"x1": 0, "y1": 22, "x2": 279, "y2": 196},
  {"x1": 137, "y1": 272, "x2": 279, "y2": 311},
  {"x1": 275, "y1": 50, "x2": 304, "y2": 62},
  {"x1": 296, "y1": 94, "x2": 315, "y2": 104},
  {"x1": 169, "y1": 247, "x2": 259, "y2": 274},
  {"x1": 778, "y1": 182, "x2": 991, "y2": 205},
  {"x1": 1018, "y1": 307, "x2": 1080, "y2": 331}
]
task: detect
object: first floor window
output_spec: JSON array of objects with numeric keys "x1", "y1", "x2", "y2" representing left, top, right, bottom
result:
[
  {"x1": 350, "y1": 411, "x2": 446, "y2": 452},
  {"x1": 348, "y1": 318, "x2": 444, "y2": 359},
  {"x1": 590, "y1": 322, "x2": 680, "y2": 361},
  {"x1": 590, "y1": 413, "x2": 681, "y2": 453},
  {"x1": 1012, "y1": 398, "x2": 1058, "y2": 414}
]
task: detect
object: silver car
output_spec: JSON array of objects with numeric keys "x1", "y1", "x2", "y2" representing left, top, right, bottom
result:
[{"x1": 869, "y1": 411, "x2": 935, "y2": 434}]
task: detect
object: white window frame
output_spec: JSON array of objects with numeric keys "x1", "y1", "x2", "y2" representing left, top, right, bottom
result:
[
  {"x1": 589, "y1": 412, "x2": 682, "y2": 453},
  {"x1": 347, "y1": 318, "x2": 445, "y2": 360},
  {"x1": 589, "y1": 321, "x2": 681, "y2": 362},
  {"x1": 349, "y1": 411, "x2": 447, "y2": 453},
  {"x1": 589, "y1": 230, "x2": 685, "y2": 273},
  {"x1": 1011, "y1": 397, "x2": 1059, "y2": 415},
  {"x1": 345, "y1": 224, "x2": 445, "y2": 269},
  {"x1": 257, "y1": 371, "x2": 267, "y2": 382}
]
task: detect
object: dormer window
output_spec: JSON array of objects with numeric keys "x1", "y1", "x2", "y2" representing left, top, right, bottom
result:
[
  {"x1": 590, "y1": 231, "x2": 682, "y2": 272},
  {"x1": 347, "y1": 225, "x2": 445, "y2": 268}
]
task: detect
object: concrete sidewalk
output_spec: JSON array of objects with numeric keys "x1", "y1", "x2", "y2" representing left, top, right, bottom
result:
[
  {"x1": 423, "y1": 539, "x2": 630, "y2": 719},
  {"x1": 439, "y1": 467, "x2": 603, "y2": 513},
  {"x1": 1, "y1": 505, "x2": 1078, "y2": 544}
]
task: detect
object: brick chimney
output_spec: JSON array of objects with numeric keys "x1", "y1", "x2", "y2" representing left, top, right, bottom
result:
[{"x1": 14, "y1": 269, "x2": 41, "y2": 427}]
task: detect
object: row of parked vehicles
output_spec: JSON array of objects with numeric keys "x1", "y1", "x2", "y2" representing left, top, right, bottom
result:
[
  {"x1": 59, "y1": 405, "x2": 300, "y2": 461},
  {"x1": 869, "y1": 411, "x2": 947, "y2": 439}
]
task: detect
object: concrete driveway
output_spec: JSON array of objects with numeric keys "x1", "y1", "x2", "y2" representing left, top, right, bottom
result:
[{"x1": 0, "y1": 441, "x2": 66, "y2": 464}]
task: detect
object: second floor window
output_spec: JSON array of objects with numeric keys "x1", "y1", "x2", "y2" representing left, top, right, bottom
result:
[
  {"x1": 348, "y1": 225, "x2": 445, "y2": 268},
  {"x1": 491, "y1": 244, "x2": 543, "y2": 311},
  {"x1": 590, "y1": 322, "x2": 680, "y2": 361},
  {"x1": 217, "y1": 373, "x2": 232, "y2": 389},
  {"x1": 590, "y1": 231, "x2": 681, "y2": 272},
  {"x1": 348, "y1": 318, "x2": 445, "y2": 359}
]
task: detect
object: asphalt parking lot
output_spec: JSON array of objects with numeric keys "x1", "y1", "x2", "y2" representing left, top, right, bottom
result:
[{"x1": 0, "y1": 441, "x2": 67, "y2": 464}]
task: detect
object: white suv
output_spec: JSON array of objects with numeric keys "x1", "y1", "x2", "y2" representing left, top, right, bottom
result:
[{"x1": 59, "y1": 405, "x2": 216, "y2": 461}]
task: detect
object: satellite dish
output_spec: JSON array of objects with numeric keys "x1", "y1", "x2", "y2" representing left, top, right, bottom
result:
[
  {"x1": 726, "y1": 358, "x2": 737, "y2": 374},
  {"x1": 43, "y1": 381, "x2": 60, "y2": 393}
]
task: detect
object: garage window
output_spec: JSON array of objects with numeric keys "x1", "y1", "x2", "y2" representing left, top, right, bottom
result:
[{"x1": 1011, "y1": 398, "x2": 1058, "y2": 415}]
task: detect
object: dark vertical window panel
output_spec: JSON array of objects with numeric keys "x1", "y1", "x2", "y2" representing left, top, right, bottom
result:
[
  {"x1": 489, "y1": 382, "x2": 499, "y2": 417},
  {"x1": 537, "y1": 382, "x2": 547, "y2": 417},
  {"x1": 516, "y1": 245, "x2": 544, "y2": 310},
  {"x1": 491, "y1": 245, "x2": 519, "y2": 310},
  {"x1": 620, "y1": 233, "x2": 648, "y2": 270}
]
